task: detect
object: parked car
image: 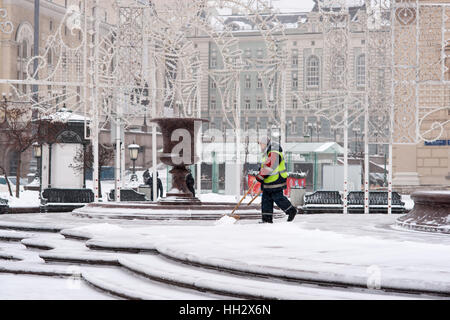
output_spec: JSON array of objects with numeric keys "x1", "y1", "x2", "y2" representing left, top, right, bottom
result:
[
  {"x1": 0, "y1": 176, "x2": 27, "y2": 194},
  {"x1": 0, "y1": 176, "x2": 15, "y2": 194}
]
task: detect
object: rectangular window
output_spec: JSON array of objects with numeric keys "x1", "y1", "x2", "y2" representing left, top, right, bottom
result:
[
  {"x1": 356, "y1": 54, "x2": 366, "y2": 88},
  {"x1": 292, "y1": 50, "x2": 298, "y2": 66},
  {"x1": 77, "y1": 87, "x2": 81, "y2": 103},
  {"x1": 256, "y1": 99, "x2": 263, "y2": 109},
  {"x1": 306, "y1": 56, "x2": 320, "y2": 89},
  {"x1": 245, "y1": 98, "x2": 251, "y2": 110},
  {"x1": 210, "y1": 79, "x2": 216, "y2": 89},
  {"x1": 210, "y1": 98, "x2": 216, "y2": 110},
  {"x1": 292, "y1": 97, "x2": 298, "y2": 109},
  {"x1": 210, "y1": 49, "x2": 217, "y2": 68},
  {"x1": 210, "y1": 57, "x2": 217, "y2": 68},
  {"x1": 292, "y1": 73, "x2": 298, "y2": 88},
  {"x1": 245, "y1": 75, "x2": 251, "y2": 89},
  {"x1": 257, "y1": 76, "x2": 262, "y2": 88},
  {"x1": 50, "y1": 20, "x2": 53, "y2": 31}
]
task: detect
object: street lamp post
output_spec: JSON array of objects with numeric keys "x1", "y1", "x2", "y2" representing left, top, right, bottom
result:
[
  {"x1": 308, "y1": 122, "x2": 313, "y2": 142},
  {"x1": 128, "y1": 143, "x2": 140, "y2": 182},
  {"x1": 316, "y1": 121, "x2": 321, "y2": 142},
  {"x1": 32, "y1": 142, "x2": 42, "y2": 201}
]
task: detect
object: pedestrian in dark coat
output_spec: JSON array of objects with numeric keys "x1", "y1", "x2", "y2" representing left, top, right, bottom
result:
[
  {"x1": 186, "y1": 170, "x2": 195, "y2": 197},
  {"x1": 149, "y1": 172, "x2": 163, "y2": 201},
  {"x1": 143, "y1": 169, "x2": 151, "y2": 185}
]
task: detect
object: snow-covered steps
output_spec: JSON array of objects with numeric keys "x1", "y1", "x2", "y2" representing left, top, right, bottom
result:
[
  {"x1": 39, "y1": 251, "x2": 121, "y2": 266},
  {"x1": 21, "y1": 234, "x2": 87, "y2": 251},
  {"x1": 82, "y1": 267, "x2": 222, "y2": 300},
  {"x1": 0, "y1": 273, "x2": 116, "y2": 300},
  {"x1": 0, "y1": 221, "x2": 62, "y2": 233},
  {"x1": 73, "y1": 202, "x2": 285, "y2": 221},
  {"x1": 0, "y1": 252, "x2": 22, "y2": 261},
  {"x1": 118, "y1": 255, "x2": 417, "y2": 300},
  {"x1": 0, "y1": 261, "x2": 82, "y2": 277},
  {"x1": 0, "y1": 230, "x2": 34, "y2": 242},
  {"x1": 85, "y1": 239, "x2": 156, "y2": 253}
]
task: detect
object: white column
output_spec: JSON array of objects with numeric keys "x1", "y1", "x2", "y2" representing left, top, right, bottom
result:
[
  {"x1": 388, "y1": 143, "x2": 393, "y2": 215},
  {"x1": 114, "y1": 110, "x2": 121, "y2": 201},
  {"x1": 364, "y1": 94, "x2": 369, "y2": 214},
  {"x1": 196, "y1": 77, "x2": 202, "y2": 196},
  {"x1": 280, "y1": 70, "x2": 287, "y2": 147},
  {"x1": 121, "y1": 136, "x2": 125, "y2": 189},
  {"x1": 343, "y1": 100, "x2": 348, "y2": 214},
  {"x1": 235, "y1": 73, "x2": 241, "y2": 198},
  {"x1": 150, "y1": 36, "x2": 158, "y2": 201},
  {"x1": 91, "y1": 4, "x2": 100, "y2": 202}
]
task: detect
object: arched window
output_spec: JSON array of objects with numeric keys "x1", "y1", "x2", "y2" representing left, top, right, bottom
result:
[
  {"x1": 22, "y1": 40, "x2": 28, "y2": 59},
  {"x1": 306, "y1": 55, "x2": 320, "y2": 89},
  {"x1": 356, "y1": 54, "x2": 365, "y2": 87}
]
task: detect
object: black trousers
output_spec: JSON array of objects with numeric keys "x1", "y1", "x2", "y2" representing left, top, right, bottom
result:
[{"x1": 261, "y1": 188, "x2": 295, "y2": 217}]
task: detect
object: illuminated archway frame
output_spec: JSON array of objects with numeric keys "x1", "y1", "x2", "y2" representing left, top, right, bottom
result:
[
  {"x1": 0, "y1": 0, "x2": 288, "y2": 201},
  {"x1": 111, "y1": 0, "x2": 289, "y2": 200},
  {"x1": 1, "y1": 0, "x2": 448, "y2": 204}
]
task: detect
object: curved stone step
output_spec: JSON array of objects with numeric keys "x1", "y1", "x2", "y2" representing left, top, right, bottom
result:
[
  {"x1": 0, "y1": 252, "x2": 22, "y2": 261},
  {"x1": 21, "y1": 235, "x2": 87, "y2": 251},
  {"x1": 39, "y1": 251, "x2": 120, "y2": 266},
  {"x1": 118, "y1": 255, "x2": 405, "y2": 300},
  {"x1": 82, "y1": 268, "x2": 221, "y2": 300},
  {"x1": 0, "y1": 230, "x2": 35, "y2": 242},
  {"x1": 0, "y1": 261, "x2": 81, "y2": 277},
  {"x1": 0, "y1": 222, "x2": 62, "y2": 233}
]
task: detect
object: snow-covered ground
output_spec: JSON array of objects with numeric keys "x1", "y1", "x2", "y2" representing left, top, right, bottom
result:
[
  {"x1": 0, "y1": 206, "x2": 449, "y2": 299},
  {"x1": 0, "y1": 190, "x2": 40, "y2": 208},
  {"x1": 0, "y1": 274, "x2": 114, "y2": 300}
]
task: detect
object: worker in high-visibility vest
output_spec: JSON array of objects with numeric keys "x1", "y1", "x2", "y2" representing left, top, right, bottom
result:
[{"x1": 255, "y1": 136, "x2": 298, "y2": 223}]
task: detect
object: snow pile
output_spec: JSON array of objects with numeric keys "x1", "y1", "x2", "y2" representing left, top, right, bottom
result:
[
  {"x1": 214, "y1": 215, "x2": 237, "y2": 226},
  {"x1": 0, "y1": 190, "x2": 40, "y2": 208},
  {"x1": 67, "y1": 223, "x2": 124, "y2": 238},
  {"x1": 401, "y1": 194, "x2": 414, "y2": 211}
]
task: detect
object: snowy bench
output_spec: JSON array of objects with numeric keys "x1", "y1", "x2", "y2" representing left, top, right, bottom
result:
[
  {"x1": 41, "y1": 188, "x2": 94, "y2": 212},
  {"x1": 302, "y1": 191, "x2": 405, "y2": 214},
  {"x1": 303, "y1": 191, "x2": 343, "y2": 214},
  {"x1": 347, "y1": 191, "x2": 405, "y2": 214},
  {"x1": 0, "y1": 197, "x2": 8, "y2": 214},
  {"x1": 108, "y1": 189, "x2": 147, "y2": 202}
]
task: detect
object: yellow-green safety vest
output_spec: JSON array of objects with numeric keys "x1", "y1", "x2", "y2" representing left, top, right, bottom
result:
[{"x1": 261, "y1": 150, "x2": 288, "y2": 184}]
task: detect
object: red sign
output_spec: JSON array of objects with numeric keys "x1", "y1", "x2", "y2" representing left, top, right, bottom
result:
[{"x1": 247, "y1": 175, "x2": 306, "y2": 197}]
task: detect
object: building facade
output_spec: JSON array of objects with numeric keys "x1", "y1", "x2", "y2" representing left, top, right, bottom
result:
[{"x1": 0, "y1": 0, "x2": 161, "y2": 179}]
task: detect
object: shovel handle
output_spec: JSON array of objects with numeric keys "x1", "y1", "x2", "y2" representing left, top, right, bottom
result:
[
  {"x1": 247, "y1": 190, "x2": 262, "y2": 206},
  {"x1": 230, "y1": 181, "x2": 256, "y2": 215}
]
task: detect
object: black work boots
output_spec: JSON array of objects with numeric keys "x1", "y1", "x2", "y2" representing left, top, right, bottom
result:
[
  {"x1": 286, "y1": 207, "x2": 298, "y2": 222},
  {"x1": 260, "y1": 214, "x2": 273, "y2": 223}
]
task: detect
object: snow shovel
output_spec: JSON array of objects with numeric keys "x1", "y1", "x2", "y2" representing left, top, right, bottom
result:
[
  {"x1": 247, "y1": 190, "x2": 262, "y2": 206},
  {"x1": 224, "y1": 181, "x2": 257, "y2": 220}
]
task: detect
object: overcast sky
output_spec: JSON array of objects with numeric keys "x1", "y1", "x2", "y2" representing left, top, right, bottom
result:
[{"x1": 272, "y1": 0, "x2": 315, "y2": 12}]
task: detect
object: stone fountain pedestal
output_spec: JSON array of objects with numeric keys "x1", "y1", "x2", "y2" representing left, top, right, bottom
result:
[
  {"x1": 396, "y1": 191, "x2": 450, "y2": 234},
  {"x1": 151, "y1": 117, "x2": 207, "y2": 205}
]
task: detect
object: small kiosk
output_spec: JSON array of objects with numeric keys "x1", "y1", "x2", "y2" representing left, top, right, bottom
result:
[{"x1": 38, "y1": 109, "x2": 93, "y2": 212}]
